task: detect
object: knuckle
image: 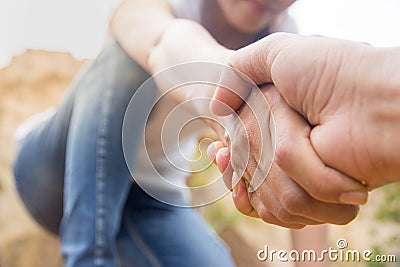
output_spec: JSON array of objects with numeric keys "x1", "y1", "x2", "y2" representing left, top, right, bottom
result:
[
  {"x1": 274, "y1": 139, "x2": 292, "y2": 168},
  {"x1": 234, "y1": 203, "x2": 249, "y2": 216},
  {"x1": 280, "y1": 190, "x2": 307, "y2": 215},
  {"x1": 233, "y1": 198, "x2": 252, "y2": 216},
  {"x1": 275, "y1": 205, "x2": 295, "y2": 223},
  {"x1": 267, "y1": 32, "x2": 289, "y2": 43},
  {"x1": 259, "y1": 208, "x2": 272, "y2": 223}
]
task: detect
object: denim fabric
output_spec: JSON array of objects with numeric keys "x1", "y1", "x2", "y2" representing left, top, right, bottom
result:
[{"x1": 13, "y1": 40, "x2": 236, "y2": 267}]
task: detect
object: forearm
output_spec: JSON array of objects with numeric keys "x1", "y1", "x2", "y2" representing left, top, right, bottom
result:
[
  {"x1": 110, "y1": 0, "x2": 230, "y2": 77},
  {"x1": 110, "y1": 0, "x2": 232, "y2": 139},
  {"x1": 110, "y1": 0, "x2": 175, "y2": 69}
]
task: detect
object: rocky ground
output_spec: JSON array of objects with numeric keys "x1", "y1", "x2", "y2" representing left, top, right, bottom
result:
[{"x1": 0, "y1": 50, "x2": 398, "y2": 267}]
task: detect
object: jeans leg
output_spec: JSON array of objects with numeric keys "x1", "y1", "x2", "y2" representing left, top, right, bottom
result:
[
  {"x1": 13, "y1": 61, "x2": 94, "y2": 234},
  {"x1": 115, "y1": 185, "x2": 237, "y2": 267},
  {"x1": 60, "y1": 40, "x2": 153, "y2": 267}
]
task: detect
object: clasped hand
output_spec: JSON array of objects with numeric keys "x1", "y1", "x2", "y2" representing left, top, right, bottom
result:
[{"x1": 207, "y1": 32, "x2": 400, "y2": 227}]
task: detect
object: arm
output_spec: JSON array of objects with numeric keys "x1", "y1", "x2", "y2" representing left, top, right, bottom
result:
[
  {"x1": 110, "y1": 0, "x2": 230, "y2": 76},
  {"x1": 110, "y1": 0, "x2": 232, "y2": 137},
  {"x1": 110, "y1": 3, "x2": 365, "y2": 227}
]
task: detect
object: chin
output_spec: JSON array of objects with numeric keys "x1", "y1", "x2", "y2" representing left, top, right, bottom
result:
[
  {"x1": 237, "y1": 23, "x2": 267, "y2": 34},
  {"x1": 226, "y1": 10, "x2": 272, "y2": 33},
  {"x1": 231, "y1": 18, "x2": 270, "y2": 34}
]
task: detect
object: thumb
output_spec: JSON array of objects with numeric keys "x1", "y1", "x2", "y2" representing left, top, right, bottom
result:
[
  {"x1": 210, "y1": 33, "x2": 287, "y2": 115},
  {"x1": 210, "y1": 63, "x2": 254, "y2": 116}
]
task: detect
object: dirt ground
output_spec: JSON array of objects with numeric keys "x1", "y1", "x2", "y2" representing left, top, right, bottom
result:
[
  {"x1": 0, "y1": 50, "x2": 399, "y2": 267},
  {"x1": 0, "y1": 50, "x2": 83, "y2": 267}
]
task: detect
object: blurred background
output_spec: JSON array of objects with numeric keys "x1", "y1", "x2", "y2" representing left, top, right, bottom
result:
[
  {"x1": 2, "y1": 0, "x2": 400, "y2": 68},
  {"x1": 1, "y1": 0, "x2": 400, "y2": 266}
]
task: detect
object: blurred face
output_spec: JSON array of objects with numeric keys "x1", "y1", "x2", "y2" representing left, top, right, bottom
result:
[{"x1": 216, "y1": 0, "x2": 295, "y2": 33}]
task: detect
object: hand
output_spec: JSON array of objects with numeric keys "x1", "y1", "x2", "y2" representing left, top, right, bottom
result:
[
  {"x1": 211, "y1": 33, "x2": 400, "y2": 190},
  {"x1": 208, "y1": 85, "x2": 363, "y2": 228}
]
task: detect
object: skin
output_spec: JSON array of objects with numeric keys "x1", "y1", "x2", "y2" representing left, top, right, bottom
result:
[
  {"x1": 209, "y1": 84, "x2": 360, "y2": 228},
  {"x1": 111, "y1": 0, "x2": 363, "y2": 227},
  {"x1": 215, "y1": 0, "x2": 295, "y2": 33},
  {"x1": 210, "y1": 33, "x2": 400, "y2": 224}
]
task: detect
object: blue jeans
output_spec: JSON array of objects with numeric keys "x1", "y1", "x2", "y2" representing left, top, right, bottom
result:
[{"x1": 13, "y1": 40, "x2": 236, "y2": 267}]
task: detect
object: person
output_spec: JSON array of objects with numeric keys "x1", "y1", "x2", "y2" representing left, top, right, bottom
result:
[
  {"x1": 13, "y1": 1, "x2": 330, "y2": 267},
  {"x1": 209, "y1": 32, "x2": 400, "y2": 226}
]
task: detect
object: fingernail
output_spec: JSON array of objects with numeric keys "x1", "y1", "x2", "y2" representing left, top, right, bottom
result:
[
  {"x1": 216, "y1": 147, "x2": 229, "y2": 159},
  {"x1": 339, "y1": 191, "x2": 369, "y2": 205},
  {"x1": 216, "y1": 148, "x2": 230, "y2": 171},
  {"x1": 216, "y1": 149, "x2": 230, "y2": 175}
]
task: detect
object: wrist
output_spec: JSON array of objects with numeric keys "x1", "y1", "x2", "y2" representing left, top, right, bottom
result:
[{"x1": 355, "y1": 47, "x2": 400, "y2": 185}]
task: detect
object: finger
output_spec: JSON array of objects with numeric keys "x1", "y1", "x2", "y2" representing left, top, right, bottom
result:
[
  {"x1": 268, "y1": 162, "x2": 360, "y2": 225},
  {"x1": 222, "y1": 33, "x2": 347, "y2": 120},
  {"x1": 252, "y1": 198, "x2": 307, "y2": 229},
  {"x1": 236, "y1": 165, "x2": 309, "y2": 229},
  {"x1": 251, "y1": 190, "x2": 323, "y2": 226},
  {"x1": 220, "y1": 33, "x2": 293, "y2": 87},
  {"x1": 249, "y1": 163, "x2": 324, "y2": 226},
  {"x1": 255, "y1": 209, "x2": 307, "y2": 229},
  {"x1": 210, "y1": 66, "x2": 255, "y2": 116},
  {"x1": 232, "y1": 180, "x2": 259, "y2": 218},
  {"x1": 206, "y1": 141, "x2": 225, "y2": 164},
  {"x1": 215, "y1": 147, "x2": 230, "y2": 172},
  {"x1": 310, "y1": 123, "x2": 379, "y2": 190},
  {"x1": 208, "y1": 144, "x2": 240, "y2": 190},
  {"x1": 213, "y1": 147, "x2": 236, "y2": 190},
  {"x1": 263, "y1": 86, "x2": 368, "y2": 204}
]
